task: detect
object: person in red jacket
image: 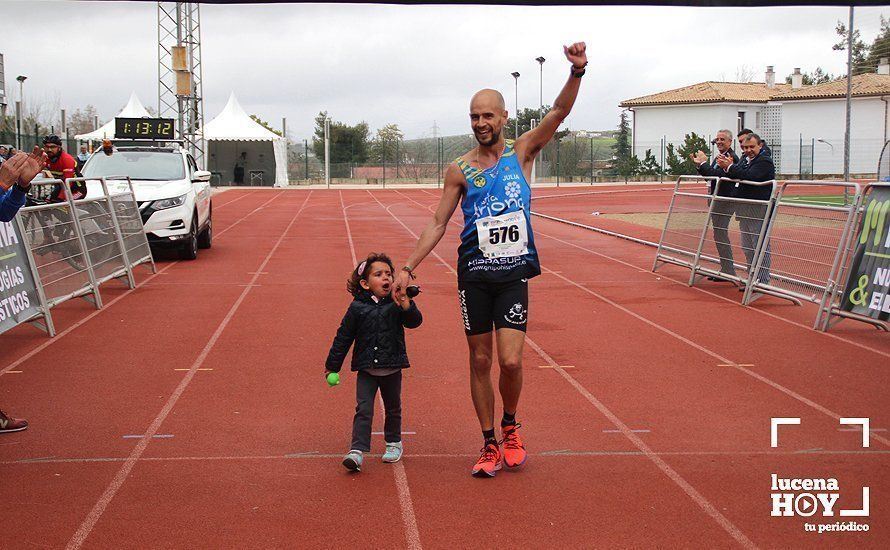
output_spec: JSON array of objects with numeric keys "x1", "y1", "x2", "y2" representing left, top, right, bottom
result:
[{"x1": 42, "y1": 135, "x2": 85, "y2": 202}]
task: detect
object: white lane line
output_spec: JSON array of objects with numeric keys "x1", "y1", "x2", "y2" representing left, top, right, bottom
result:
[
  {"x1": 7, "y1": 448, "x2": 889, "y2": 466},
  {"x1": 342, "y1": 190, "x2": 421, "y2": 550},
  {"x1": 1, "y1": 192, "x2": 286, "y2": 377},
  {"x1": 65, "y1": 192, "x2": 312, "y2": 550},
  {"x1": 394, "y1": 191, "x2": 890, "y2": 449},
  {"x1": 380, "y1": 190, "x2": 757, "y2": 549}
]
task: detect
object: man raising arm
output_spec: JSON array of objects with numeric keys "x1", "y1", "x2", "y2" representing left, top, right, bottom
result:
[{"x1": 394, "y1": 42, "x2": 587, "y2": 477}]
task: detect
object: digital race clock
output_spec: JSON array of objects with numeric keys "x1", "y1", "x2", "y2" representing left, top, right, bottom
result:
[{"x1": 114, "y1": 117, "x2": 175, "y2": 140}]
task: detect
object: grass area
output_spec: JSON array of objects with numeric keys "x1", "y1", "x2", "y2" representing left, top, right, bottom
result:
[{"x1": 781, "y1": 195, "x2": 851, "y2": 206}]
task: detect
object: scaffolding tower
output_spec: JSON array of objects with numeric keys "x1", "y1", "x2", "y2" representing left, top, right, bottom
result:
[{"x1": 158, "y1": 2, "x2": 205, "y2": 168}]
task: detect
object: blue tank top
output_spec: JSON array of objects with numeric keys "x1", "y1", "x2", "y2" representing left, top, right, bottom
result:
[{"x1": 455, "y1": 140, "x2": 540, "y2": 282}]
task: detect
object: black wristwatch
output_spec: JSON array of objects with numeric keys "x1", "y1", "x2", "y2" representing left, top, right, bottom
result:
[
  {"x1": 570, "y1": 62, "x2": 588, "y2": 78},
  {"x1": 13, "y1": 182, "x2": 30, "y2": 194}
]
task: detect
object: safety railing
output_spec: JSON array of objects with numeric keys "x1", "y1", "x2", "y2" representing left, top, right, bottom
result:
[
  {"x1": 18, "y1": 179, "x2": 102, "y2": 311},
  {"x1": 104, "y1": 176, "x2": 155, "y2": 279},
  {"x1": 688, "y1": 179, "x2": 797, "y2": 306},
  {"x1": 2, "y1": 176, "x2": 155, "y2": 337},
  {"x1": 745, "y1": 181, "x2": 863, "y2": 319},
  {"x1": 653, "y1": 177, "x2": 887, "y2": 333},
  {"x1": 652, "y1": 176, "x2": 718, "y2": 272}
]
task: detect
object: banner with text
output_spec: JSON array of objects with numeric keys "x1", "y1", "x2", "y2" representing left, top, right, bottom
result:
[
  {"x1": 0, "y1": 220, "x2": 40, "y2": 334},
  {"x1": 841, "y1": 185, "x2": 890, "y2": 321}
]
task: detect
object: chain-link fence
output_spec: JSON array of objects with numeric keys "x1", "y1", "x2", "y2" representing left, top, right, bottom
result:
[
  {"x1": 286, "y1": 133, "x2": 625, "y2": 185},
  {"x1": 0, "y1": 126, "x2": 80, "y2": 157},
  {"x1": 285, "y1": 131, "x2": 888, "y2": 186},
  {"x1": 634, "y1": 136, "x2": 884, "y2": 181}
]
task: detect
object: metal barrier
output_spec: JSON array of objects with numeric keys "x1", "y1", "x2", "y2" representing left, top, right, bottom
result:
[
  {"x1": 10, "y1": 176, "x2": 155, "y2": 337},
  {"x1": 104, "y1": 176, "x2": 156, "y2": 277},
  {"x1": 745, "y1": 181, "x2": 863, "y2": 321},
  {"x1": 818, "y1": 182, "x2": 890, "y2": 332},
  {"x1": 654, "y1": 176, "x2": 890, "y2": 333},
  {"x1": 687, "y1": 178, "x2": 796, "y2": 305},
  {"x1": 652, "y1": 176, "x2": 718, "y2": 272},
  {"x1": 64, "y1": 177, "x2": 130, "y2": 289},
  {"x1": 18, "y1": 179, "x2": 101, "y2": 311},
  {"x1": 653, "y1": 176, "x2": 790, "y2": 303}
]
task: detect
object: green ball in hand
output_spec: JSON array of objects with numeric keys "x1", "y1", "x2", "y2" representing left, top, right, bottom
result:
[{"x1": 326, "y1": 372, "x2": 340, "y2": 387}]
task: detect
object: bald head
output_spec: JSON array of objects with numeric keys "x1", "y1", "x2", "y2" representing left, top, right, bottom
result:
[
  {"x1": 469, "y1": 89, "x2": 508, "y2": 146},
  {"x1": 471, "y1": 89, "x2": 506, "y2": 112}
]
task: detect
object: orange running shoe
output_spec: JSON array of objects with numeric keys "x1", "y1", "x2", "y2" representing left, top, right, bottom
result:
[
  {"x1": 501, "y1": 423, "x2": 527, "y2": 468},
  {"x1": 471, "y1": 441, "x2": 502, "y2": 477}
]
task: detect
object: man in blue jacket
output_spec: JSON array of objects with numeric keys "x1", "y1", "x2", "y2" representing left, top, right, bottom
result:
[
  {"x1": 0, "y1": 145, "x2": 47, "y2": 434},
  {"x1": 717, "y1": 134, "x2": 774, "y2": 285},
  {"x1": 692, "y1": 129, "x2": 739, "y2": 279}
]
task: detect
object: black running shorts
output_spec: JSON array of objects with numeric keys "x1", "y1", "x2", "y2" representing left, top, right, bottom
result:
[{"x1": 457, "y1": 278, "x2": 529, "y2": 336}]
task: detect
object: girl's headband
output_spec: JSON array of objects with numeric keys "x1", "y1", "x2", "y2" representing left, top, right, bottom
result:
[{"x1": 356, "y1": 260, "x2": 367, "y2": 275}]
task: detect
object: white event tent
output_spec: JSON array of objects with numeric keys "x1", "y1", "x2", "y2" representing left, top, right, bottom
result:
[
  {"x1": 202, "y1": 93, "x2": 288, "y2": 187},
  {"x1": 74, "y1": 92, "x2": 151, "y2": 141}
]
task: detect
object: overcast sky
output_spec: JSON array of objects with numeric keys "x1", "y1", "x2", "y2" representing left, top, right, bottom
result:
[{"x1": 2, "y1": 2, "x2": 887, "y2": 140}]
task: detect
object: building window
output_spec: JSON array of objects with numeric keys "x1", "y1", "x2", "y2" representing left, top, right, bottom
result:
[
  {"x1": 755, "y1": 111, "x2": 761, "y2": 130},
  {"x1": 737, "y1": 111, "x2": 746, "y2": 133}
]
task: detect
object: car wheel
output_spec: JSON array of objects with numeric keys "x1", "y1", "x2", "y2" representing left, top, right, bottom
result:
[
  {"x1": 180, "y1": 215, "x2": 198, "y2": 260},
  {"x1": 197, "y1": 209, "x2": 212, "y2": 249}
]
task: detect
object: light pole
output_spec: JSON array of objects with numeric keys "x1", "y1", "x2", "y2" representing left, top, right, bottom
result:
[
  {"x1": 15, "y1": 75, "x2": 26, "y2": 149},
  {"x1": 324, "y1": 116, "x2": 331, "y2": 189},
  {"x1": 16, "y1": 75, "x2": 27, "y2": 109},
  {"x1": 535, "y1": 56, "x2": 545, "y2": 119},
  {"x1": 510, "y1": 71, "x2": 520, "y2": 138}
]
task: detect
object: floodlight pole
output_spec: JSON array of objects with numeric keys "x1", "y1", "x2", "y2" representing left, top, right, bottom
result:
[
  {"x1": 843, "y1": 5, "x2": 853, "y2": 183},
  {"x1": 511, "y1": 72, "x2": 520, "y2": 137},
  {"x1": 530, "y1": 118, "x2": 537, "y2": 182},
  {"x1": 324, "y1": 116, "x2": 331, "y2": 189},
  {"x1": 535, "y1": 56, "x2": 545, "y2": 119}
]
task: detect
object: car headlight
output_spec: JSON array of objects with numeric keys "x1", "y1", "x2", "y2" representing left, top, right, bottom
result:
[{"x1": 151, "y1": 194, "x2": 188, "y2": 210}]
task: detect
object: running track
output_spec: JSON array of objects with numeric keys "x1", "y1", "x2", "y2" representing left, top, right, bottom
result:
[{"x1": 0, "y1": 188, "x2": 887, "y2": 548}]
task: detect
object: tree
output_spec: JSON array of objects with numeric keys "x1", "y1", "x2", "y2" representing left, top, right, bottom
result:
[
  {"x1": 504, "y1": 106, "x2": 568, "y2": 141},
  {"x1": 617, "y1": 154, "x2": 641, "y2": 181},
  {"x1": 611, "y1": 111, "x2": 635, "y2": 180},
  {"x1": 250, "y1": 114, "x2": 283, "y2": 137},
  {"x1": 785, "y1": 67, "x2": 836, "y2": 85},
  {"x1": 368, "y1": 123, "x2": 404, "y2": 164},
  {"x1": 67, "y1": 105, "x2": 101, "y2": 137},
  {"x1": 833, "y1": 14, "x2": 890, "y2": 76},
  {"x1": 312, "y1": 111, "x2": 370, "y2": 177},
  {"x1": 834, "y1": 20, "x2": 868, "y2": 70},
  {"x1": 860, "y1": 15, "x2": 890, "y2": 74},
  {"x1": 734, "y1": 65, "x2": 756, "y2": 83},
  {"x1": 556, "y1": 137, "x2": 586, "y2": 179},
  {"x1": 665, "y1": 132, "x2": 710, "y2": 176},
  {"x1": 638, "y1": 149, "x2": 661, "y2": 176}
]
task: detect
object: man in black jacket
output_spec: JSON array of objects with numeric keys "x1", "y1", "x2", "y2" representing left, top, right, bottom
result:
[
  {"x1": 717, "y1": 133, "x2": 774, "y2": 284},
  {"x1": 738, "y1": 128, "x2": 772, "y2": 158},
  {"x1": 691, "y1": 129, "x2": 738, "y2": 278}
]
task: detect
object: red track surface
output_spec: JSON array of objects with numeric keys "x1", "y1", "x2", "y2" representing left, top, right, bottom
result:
[{"x1": 1, "y1": 188, "x2": 887, "y2": 549}]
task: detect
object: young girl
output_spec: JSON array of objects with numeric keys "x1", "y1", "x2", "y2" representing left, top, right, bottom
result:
[{"x1": 325, "y1": 253, "x2": 422, "y2": 472}]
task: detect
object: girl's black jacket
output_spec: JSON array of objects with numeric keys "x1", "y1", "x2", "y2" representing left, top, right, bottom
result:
[{"x1": 325, "y1": 291, "x2": 422, "y2": 372}]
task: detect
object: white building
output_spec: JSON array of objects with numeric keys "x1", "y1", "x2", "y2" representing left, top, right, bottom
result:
[{"x1": 621, "y1": 63, "x2": 890, "y2": 177}]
